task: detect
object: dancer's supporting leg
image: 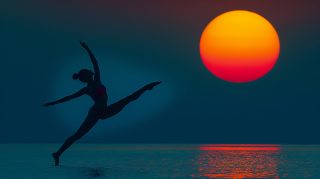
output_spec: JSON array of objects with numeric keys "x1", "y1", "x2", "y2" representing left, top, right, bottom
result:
[{"x1": 53, "y1": 112, "x2": 99, "y2": 166}]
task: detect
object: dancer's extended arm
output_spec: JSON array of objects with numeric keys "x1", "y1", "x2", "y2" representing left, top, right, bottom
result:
[
  {"x1": 43, "y1": 88, "x2": 86, "y2": 106},
  {"x1": 80, "y1": 41, "x2": 100, "y2": 82}
]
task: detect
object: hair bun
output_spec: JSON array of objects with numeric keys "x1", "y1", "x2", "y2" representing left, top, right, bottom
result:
[{"x1": 72, "y1": 73, "x2": 79, "y2": 80}]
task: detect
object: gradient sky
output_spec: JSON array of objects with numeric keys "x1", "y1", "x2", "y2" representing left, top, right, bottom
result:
[{"x1": 1, "y1": 0, "x2": 320, "y2": 143}]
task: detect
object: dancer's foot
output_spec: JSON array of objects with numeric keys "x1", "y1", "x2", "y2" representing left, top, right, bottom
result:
[
  {"x1": 52, "y1": 152, "x2": 60, "y2": 166},
  {"x1": 145, "y1": 81, "x2": 162, "y2": 90}
]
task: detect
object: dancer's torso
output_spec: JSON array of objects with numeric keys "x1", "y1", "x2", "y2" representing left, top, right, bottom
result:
[{"x1": 85, "y1": 81, "x2": 108, "y2": 108}]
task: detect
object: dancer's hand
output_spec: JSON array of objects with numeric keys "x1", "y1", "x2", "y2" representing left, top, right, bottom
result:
[
  {"x1": 80, "y1": 41, "x2": 88, "y2": 49},
  {"x1": 146, "y1": 81, "x2": 162, "y2": 90},
  {"x1": 43, "y1": 102, "x2": 55, "y2": 107}
]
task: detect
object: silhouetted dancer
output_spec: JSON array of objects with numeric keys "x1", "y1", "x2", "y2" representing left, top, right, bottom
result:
[{"x1": 43, "y1": 41, "x2": 161, "y2": 166}]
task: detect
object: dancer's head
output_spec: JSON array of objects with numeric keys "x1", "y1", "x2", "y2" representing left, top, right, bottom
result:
[{"x1": 72, "y1": 69, "x2": 94, "y2": 83}]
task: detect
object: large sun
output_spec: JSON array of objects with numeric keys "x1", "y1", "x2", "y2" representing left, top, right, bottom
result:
[{"x1": 200, "y1": 10, "x2": 280, "y2": 83}]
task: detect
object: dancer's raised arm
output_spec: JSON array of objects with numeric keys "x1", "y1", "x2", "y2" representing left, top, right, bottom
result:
[
  {"x1": 80, "y1": 41, "x2": 100, "y2": 82},
  {"x1": 43, "y1": 88, "x2": 86, "y2": 106}
]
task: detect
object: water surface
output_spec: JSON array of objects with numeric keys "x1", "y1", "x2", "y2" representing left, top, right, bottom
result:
[{"x1": 0, "y1": 144, "x2": 319, "y2": 178}]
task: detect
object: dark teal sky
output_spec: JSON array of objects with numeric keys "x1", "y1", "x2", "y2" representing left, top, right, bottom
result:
[{"x1": 1, "y1": 0, "x2": 320, "y2": 143}]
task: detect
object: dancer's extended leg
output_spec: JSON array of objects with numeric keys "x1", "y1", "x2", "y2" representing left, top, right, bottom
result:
[
  {"x1": 101, "y1": 81, "x2": 161, "y2": 119},
  {"x1": 53, "y1": 112, "x2": 99, "y2": 166}
]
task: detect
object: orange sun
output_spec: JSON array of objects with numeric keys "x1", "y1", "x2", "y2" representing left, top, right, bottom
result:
[{"x1": 200, "y1": 10, "x2": 280, "y2": 83}]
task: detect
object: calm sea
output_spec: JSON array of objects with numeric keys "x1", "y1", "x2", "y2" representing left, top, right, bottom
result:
[{"x1": 0, "y1": 144, "x2": 319, "y2": 178}]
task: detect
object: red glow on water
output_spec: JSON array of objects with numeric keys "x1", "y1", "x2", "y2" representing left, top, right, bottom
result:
[
  {"x1": 196, "y1": 144, "x2": 280, "y2": 179},
  {"x1": 200, "y1": 144, "x2": 280, "y2": 151}
]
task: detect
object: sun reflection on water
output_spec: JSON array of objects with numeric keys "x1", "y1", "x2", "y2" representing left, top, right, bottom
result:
[{"x1": 196, "y1": 144, "x2": 280, "y2": 179}]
